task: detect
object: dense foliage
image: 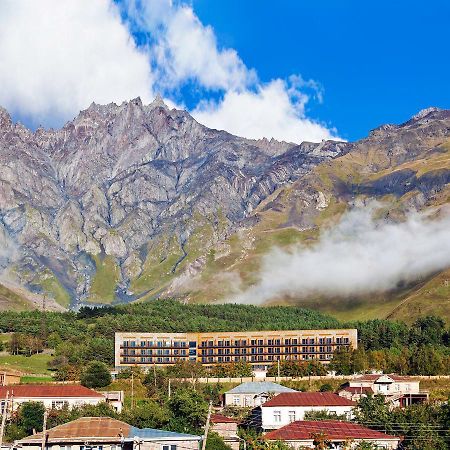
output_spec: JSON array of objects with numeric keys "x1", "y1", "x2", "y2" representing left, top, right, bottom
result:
[{"x1": 0, "y1": 301, "x2": 448, "y2": 376}]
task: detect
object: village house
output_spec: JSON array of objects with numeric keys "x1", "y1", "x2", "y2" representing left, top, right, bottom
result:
[
  {"x1": 0, "y1": 370, "x2": 21, "y2": 386},
  {"x1": 265, "y1": 420, "x2": 400, "y2": 449},
  {"x1": 210, "y1": 414, "x2": 240, "y2": 450},
  {"x1": 224, "y1": 381, "x2": 296, "y2": 407},
  {"x1": 0, "y1": 385, "x2": 124, "y2": 414},
  {"x1": 15, "y1": 416, "x2": 202, "y2": 450},
  {"x1": 260, "y1": 392, "x2": 355, "y2": 430},
  {"x1": 338, "y1": 374, "x2": 428, "y2": 407}
]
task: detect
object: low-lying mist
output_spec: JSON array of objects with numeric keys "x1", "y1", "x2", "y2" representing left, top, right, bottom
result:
[{"x1": 229, "y1": 205, "x2": 450, "y2": 304}]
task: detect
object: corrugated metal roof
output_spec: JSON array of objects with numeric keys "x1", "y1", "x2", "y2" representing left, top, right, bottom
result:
[
  {"x1": 226, "y1": 382, "x2": 297, "y2": 395},
  {"x1": 340, "y1": 386, "x2": 374, "y2": 394},
  {"x1": 262, "y1": 392, "x2": 356, "y2": 407},
  {"x1": 0, "y1": 384, "x2": 104, "y2": 399},
  {"x1": 265, "y1": 420, "x2": 399, "y2": 441},
  {"x1": 18, "y1": 417, "x2": 201, "y2": 443}
]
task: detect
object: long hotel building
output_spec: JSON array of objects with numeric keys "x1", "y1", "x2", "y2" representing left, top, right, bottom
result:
[{"x1": 115, "y1": 329, "x2": 357, "y2": 369}]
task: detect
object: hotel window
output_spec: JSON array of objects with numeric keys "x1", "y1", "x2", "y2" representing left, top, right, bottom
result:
[
  {"x1": 309, "y1": 347, "x2": 315, "y2": 353},
  {"x1": 258, "y1": 339, "x2": 264, "y2": 346},
  {"x1": 251, "y1": 339, "x2": 256, "y2": 345},
  {"x1": 292, "y1": 339, "x2": 298, "y2": 345},
  {"x1": 292, "y1": 347, "x2": 298, "y2": 353},
  {"x1": 234, "y1": 356, "x2": 240, "y2": 362},
  {"x1": 209, "y1": 341, "x2": 214, "y2": 346},
  {"x1": 218, "y1": 357, "x2": 223, "y2": 362},
  {"x1": 327, "y1": 346, "x2": 332, "y2": 352},
  {"x1": 242, "y1": 348, "x2": 247, "y2": 354},
  {"x1": 319, "y1": 338, "x2": 325, "y2": 345},
  {"x1": 234, "y1": 340, "x2": 240, "y2": 346},
  {"x1": 268, "y1": 339, "x2": 273, "y2": 346},
  {"x1": 336, "y1": 337, "x2": 343, "y2": 344},
  {"x1": 234, "y1": 349, "x2": 240, "y2": 354},
  {"x1": 285, "y1": 339, "x2": 291, "y2": 345},
  {"x1": 319, "y1": 346, "x2": 325, "y2": 353},
  {"x1": 302, "y1": 347, "x2": 308, "y2": 353},
  {"x1": 275, "y1": 339, "x2": 281, "y2": 345},
  {"x1": 225, "y1": 341, "x2": 231, "y2": 347},
  {"x1": 218, "y1": 340, "x2": 224, "y2": 346},
  {"x1": 218, "y1": 349, "x2": 223, "y2": 355},
  {"x1": 326, "y1": 338, "x2": 332, "y2": 344},
  {"x1": 242, "y1": 340, "x2": 247, "y2": 346},
  {"x1": 302, "y1": 338, "x2": 308, "y2": 345},
  {"x1": 274, "y1": 411, "x2": 281, "y2": 423},
  {"x1": 258, "y1": 348, "x2": 263, "y2": 354},
  {"x1": 343, "y1": 337, "x2": 349, "y2": 344},
  {"x1": 288, "y1": 411, "x2": 296, "y2": 422},
  {"x1": 268, "y1": 355, "x2": 273, "y2": 361},
  {"x1": 225, "y1": 356, "x2": 231, "y2": 362},
  {"x1": 268, "y1": 348, "x2": 273, "y2": 354},
  {"x1": 309, "y1": 338, "x2": 315, "y2": 344},
  {"x1": 257, "y1": 355, "x2": 263, "y2": 361},
  {"x1": 275, "y1": 348, "x2": 280, "y2": 354}
]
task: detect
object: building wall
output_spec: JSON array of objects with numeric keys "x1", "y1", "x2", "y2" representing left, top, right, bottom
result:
[
  {"x1": 211, "y1": 422, "x2": 238, "y2": 438},
  {"x1": 115, "y1": 329, "x2": 357, "y2": 369},
  {"x1": 18, "y1": 441, "x2": 200, "y2": 450},
  {"x1": 224, "y1": 392, "x2": 269, "y2": 407},
  {"x1": 7, "y1": 396, "x2": 103, "y2": 412},
  {"x1": 0, "y1": 372, "x2": 21, "y2": 386},
  {"x1": 261, "y1": 405, "x2": 354, "y2": 430},
  {"x1": 277, "y1": 439, "x2": 399, "y2": 449}
]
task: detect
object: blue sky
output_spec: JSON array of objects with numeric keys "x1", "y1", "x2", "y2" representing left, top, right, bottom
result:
[
  {"x1": 0, "y1": 0, "x2": 449, "y2": 143},
  {"x1": 191, "y1": 0, "x2": 450, "y2": 140}
]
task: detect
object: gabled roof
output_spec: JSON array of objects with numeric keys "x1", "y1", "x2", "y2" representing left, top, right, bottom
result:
[
  {"x1": 18, "y1": 417, "x2": 201, "y2": 444},
  {"x1": 262, "y1": 392, "x2": 355, "y2": 407},
  {"x1": 352, "y1": 374, "x2": 413, "y2": 382},
  {"x1": 211, "y1": 414, "x2": 239, "y2": 424},
  {"x1": 226, "y1": 382, "x2": 296, "y2": 395},
  {"x1": 0, "y1": 384, "x2": 104, "y2": 399},
  {"x1": 265, "y1": 420, "x2": 399, "y2": 442}
]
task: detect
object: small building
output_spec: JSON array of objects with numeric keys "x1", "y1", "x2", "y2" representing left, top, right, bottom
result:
[
  {"x1": 261, "y1": 392, "x2": 355, "y2": 430},
  {"x1": 0, "y1": 385, "x2": 122, "y2": 413},
  {"x1": 265, "y1": 420, "x2": 400, "y2": 449},
  {"x1": 0, "y1": 370, "x2": 21, "y2": 386},
  {"x1": 225, "y1": 381, "x2": 297, "y2": 407},
  {"x1": 16, "y1": 416, "x2": 202, "y2": 450},
  {"x1": 338, "y1": 374, "x2": 428, "y2": 407},
  {"x1": 210, "y1": 414, "x2": 240, "y2": 450}
]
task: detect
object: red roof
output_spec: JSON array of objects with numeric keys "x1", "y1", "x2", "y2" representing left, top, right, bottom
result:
[
  {"x1": 353, "y1": 374, "x2": 412, "y2": 382},
  {"x1": 341, "y1": 387, "x2": 373, "y2": 394},
  {"x1": 262, "y1": 392, "x2": 355, "y2": 407},
  {"x1": 0, "y1": 384, "x2": 104, "y2": 399},
  {"x1": 211, "y1": 414, "x2": 239, "y2": 424},
  {"x1": 265, "y1": 420, "x2": 399, "y2": 441}
]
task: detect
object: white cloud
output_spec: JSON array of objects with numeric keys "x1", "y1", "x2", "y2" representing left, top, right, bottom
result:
[
  {"x1": 229, "y1": 205, "x2": 450, "y2": 304},
  {"x1": 192, "y1": 78, "x2": 338, "y2": 143},
  {"x1": 0, "y1": 0, "x2": 340, "y2": 142},
  {"x1": 0, "y1": 0, "x2": 153, "y2": 127}
]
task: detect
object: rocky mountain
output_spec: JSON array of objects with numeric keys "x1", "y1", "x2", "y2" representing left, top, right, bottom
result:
[
  {"x1": 166, "y1": 107, "x2": 450, "y2": 323},
  {"x1": 0, "y1": 96, "x2": 350, "y2": 309}
]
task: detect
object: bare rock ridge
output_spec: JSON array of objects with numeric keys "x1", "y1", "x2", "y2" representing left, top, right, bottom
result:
[{"x1": 0, "y1": 97, "x2": 351, "y2": 307}]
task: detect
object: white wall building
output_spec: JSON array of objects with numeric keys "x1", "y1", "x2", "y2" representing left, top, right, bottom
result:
[
  {"x1": 225, "y1": 381, "x2": 297, "y2": 407},
  {"x1": 261, "y1": 392, "x2": 355, "y2": 430},
  {"x1": 0, "y1": 385, "x2": 123, "y2": 413}
]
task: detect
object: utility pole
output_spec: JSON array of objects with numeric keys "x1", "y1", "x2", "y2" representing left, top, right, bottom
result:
[
  {"x1": 131, "y1": 372, "x2": 134, "y2": 410},
  {"x1": 41, "y1": 410, "x2": 48, "y2": 450},
  {"x1": 0, "y1": 391, "x2": 9, "y2": 449},
  {"x1": 201, "y1": 401, "x2": 212, "y2": 450}
]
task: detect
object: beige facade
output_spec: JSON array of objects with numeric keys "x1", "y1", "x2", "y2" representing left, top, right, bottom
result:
[
  {"x1": 0, "y1": 371, "x2": 21, "y2": 386},
  {"x1": 115, "y1": 329, "x2": 357, "y2": 369}
]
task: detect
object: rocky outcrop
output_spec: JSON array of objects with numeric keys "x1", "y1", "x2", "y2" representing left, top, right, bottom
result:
[{"x1": 0, "y1": 98, "x2": 348, "y2": 307}]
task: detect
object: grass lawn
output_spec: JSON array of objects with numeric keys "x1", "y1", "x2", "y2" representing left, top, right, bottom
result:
[
  {"x1": 0, "y1": 353, "x2": 52, "y2": 375},
  {"x1": 20, "y1": 375, "x2": 54, "y2": 383}
]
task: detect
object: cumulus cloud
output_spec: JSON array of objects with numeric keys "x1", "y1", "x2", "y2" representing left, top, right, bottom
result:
[
  {"x1": 0, "y1": 0, "x2": 339, "y2": 142},
  {"x1": 229, "y1": 206, "x2": 450, "y2": 304},
  {"x1": 193, "y1": 78, "x2": 338, "y2": 143},
  {"x1": 0, "y1": 0, "x2": 153, "y2": 127}
]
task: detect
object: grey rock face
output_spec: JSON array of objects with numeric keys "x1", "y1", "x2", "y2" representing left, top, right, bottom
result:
[{"x1": 0, "y1": 98, "x2": 349, "y2": 307}]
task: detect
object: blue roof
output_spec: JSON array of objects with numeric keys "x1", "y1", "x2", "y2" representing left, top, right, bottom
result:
[
  {"x1": 128, "y1": 427, "x2": 201, "y2": 441},
  {"x1": 226, "y1": 381, "x2": 297, "y2": 395}
]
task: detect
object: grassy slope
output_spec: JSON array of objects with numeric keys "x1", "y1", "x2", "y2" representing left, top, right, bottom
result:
[
  {"x1": 168, "y1": 137, "x2": 450, "y2": 322},
  {"x1": 0, "y1": 283, "x2": 33, "y2": 311},
  {"x1": 88, "y1": 255, "x2": 121, "y2": 304},
  {"x1": 0, "y1": 354, "x2": 52, "y2": 375}
]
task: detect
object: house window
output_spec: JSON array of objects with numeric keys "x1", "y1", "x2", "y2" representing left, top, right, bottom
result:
[
  {"x1": 233, "y1": 396, "x2": 240, "y2": 406},
  {"x1": 274, "y1": 411, "x2": 281, "y2": 423},
  {"x1": 162, "y1": 446, "x2": 177, "y2": 450},
  {"x1": 288, "y1": 411, "x2": 296, "y2": 422},
  {"x1": 60, "y1": 446, "x2": 72, "y2": 450},
  {"x1": 51, "y1": 400, "x2": 69, "y2": 409}
]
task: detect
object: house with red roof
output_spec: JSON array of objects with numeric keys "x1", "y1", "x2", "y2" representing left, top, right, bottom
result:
[
  {"x1": 338, "y1": 374, "x2": 428, "y2": 407},
  {"x1": 261, "y1": 392, "x2": 355, "y2": 430},
  {"x1": 0, "y1": 384, "x2": 123, "y2": 413},
  {"x1": 210, "y1": 414, "x2": 240, "y2": 450},
  {"x1": 265, "y1": 420, "x2": 400, "y2": 449}
]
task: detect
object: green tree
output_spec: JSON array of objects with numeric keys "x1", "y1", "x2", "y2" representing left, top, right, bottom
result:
[
  {"x1": 80, "y1": 361, "x2": 112, "y2": 388},
  {"x1": 330, "y1": 347, "x2": 353, "y2": 375},
  {"x1": 168, "y1": 388, "x2": 208, "y2": 433},
  {"x1": 205, "y1": 432, "x2": 232, "y2": 450},
  {"x1": 18, "y1": 402, "x2": 46, "y2": 434}
]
